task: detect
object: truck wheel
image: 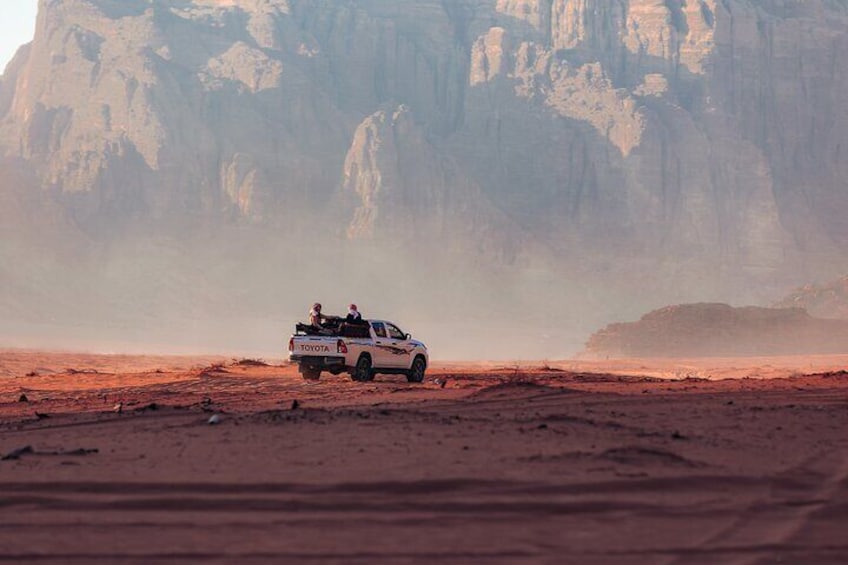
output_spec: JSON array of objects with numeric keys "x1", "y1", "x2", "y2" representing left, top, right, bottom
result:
[
  {"x1": 301, "y1": 367, "x2": 321, "y2": 381},
  {"x1": 407, "y1": 356, "x2": 426, "y2": 383},
  {"x1": 353, "y1": 355, "x2": 374, "y2": 383}
]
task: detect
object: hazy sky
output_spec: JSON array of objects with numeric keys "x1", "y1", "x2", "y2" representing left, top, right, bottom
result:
[{"x1": 0, "y1": 1, "x2": 38, "y2": 73}]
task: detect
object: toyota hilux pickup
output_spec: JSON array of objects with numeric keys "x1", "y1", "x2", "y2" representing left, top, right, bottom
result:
[{"x1": 288, "y1": 318, "x2": 429, "y2": 383}]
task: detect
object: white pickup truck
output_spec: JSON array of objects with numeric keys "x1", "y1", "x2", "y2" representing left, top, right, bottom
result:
[{"x1": 288, "y1": 319, "x2": 429, "y2": 383}]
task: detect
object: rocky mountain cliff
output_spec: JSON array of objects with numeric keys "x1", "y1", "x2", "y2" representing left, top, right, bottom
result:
[{"x1": 2, "y1": 0, "x2": 848, "y2": 356}]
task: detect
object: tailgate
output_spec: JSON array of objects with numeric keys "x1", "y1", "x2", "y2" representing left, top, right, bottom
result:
[{"x1": 291, "y1": 337, "x2": 339, "y2": 356}]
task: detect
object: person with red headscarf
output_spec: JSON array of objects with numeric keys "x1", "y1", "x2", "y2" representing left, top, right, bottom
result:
[{"x1": 346, "y1": 304, "x2": 362, "y2": 321}]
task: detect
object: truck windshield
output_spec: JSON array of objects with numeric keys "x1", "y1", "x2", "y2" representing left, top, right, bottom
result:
[{"x1": 386, "y1": 324, "x2": 405, "y2": 340}]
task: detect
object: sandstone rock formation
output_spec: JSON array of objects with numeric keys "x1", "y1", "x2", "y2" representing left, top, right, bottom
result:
[
  {"x1": 340, "y1": 105, "x2": 532, "y2": 263},
  {"x1": 774, "y1": 275, "x2": 848, "y2": 320},
  {"x1": 584, "y1": 303, "x2": 848, "y2": 358},
  {"x1": 2, "y1": 0, "x2": 848, "y2": 355}
]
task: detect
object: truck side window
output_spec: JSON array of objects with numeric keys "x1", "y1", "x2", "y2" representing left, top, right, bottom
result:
[
  {"x1": 386, "y1": 324, "x2": 405, "y2": 340},
  {"x1": 372, "y1": 322, "x2": 387, "y2": 338}
]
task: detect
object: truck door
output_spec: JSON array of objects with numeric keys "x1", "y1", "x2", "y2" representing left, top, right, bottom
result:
[
  {"x1": 384, "y1": 322, "x2": 413, "y2": 368},
  {"x1": 370, "y1": 322, "x2": 392, "y2": 367}
]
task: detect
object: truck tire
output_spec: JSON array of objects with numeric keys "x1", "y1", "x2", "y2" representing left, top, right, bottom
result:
[
  {"x1": 407, "y1": 356, "x2": 426, "y2": 383},
  {"x1": 353, "y1": 355, "x2": 374, "y2": 383},
  {"x1": 301, "y1": 366, "x2": 321, "y2": 381}
]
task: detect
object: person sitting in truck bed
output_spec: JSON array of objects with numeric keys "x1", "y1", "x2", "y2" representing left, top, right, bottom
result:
[
  {"x1": 308, "y1": 303, "x2": 346, "y2": 336},
  {"x1": 337, "y1": 304, "x2": 368, "y2": 337},
  {"x1": 309, "y1": 303, "x2": 330, "y2": 332},
  {"x1": 346, "y1": 304, "x2": 362, "y2": 322}
]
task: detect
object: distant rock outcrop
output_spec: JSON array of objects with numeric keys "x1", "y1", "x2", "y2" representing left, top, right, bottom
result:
[
  {"x1": 774, "y1": 276, "x2": 848, "y2": 320},
  {"x1": 584, "y1": 303, "x2": 848, "y2": 358}
]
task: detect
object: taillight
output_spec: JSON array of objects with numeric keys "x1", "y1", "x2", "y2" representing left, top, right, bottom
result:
[
  {"x1": 288, "y1": 337, "x2": 294, "y2": 352},
  {"x1": 337, "y1": 339, "x2": 348, "y2": 354}
]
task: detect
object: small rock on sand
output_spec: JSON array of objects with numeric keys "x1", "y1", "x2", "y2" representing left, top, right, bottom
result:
[
  {"x1": 2, "y1": 446, "x2": 34, "y2": 461},
  {"x1": 208, "y1": 414, "x2": 221, "y2": 425}
]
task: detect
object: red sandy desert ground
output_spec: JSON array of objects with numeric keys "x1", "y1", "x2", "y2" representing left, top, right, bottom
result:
[{"x1": 1, "y1": 350, "x2": 848, "y2": 564}]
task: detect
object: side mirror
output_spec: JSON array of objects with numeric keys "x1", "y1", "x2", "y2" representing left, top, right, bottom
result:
[{"x1": 405, "y1": 333, "x2": 412, "y2": 340}]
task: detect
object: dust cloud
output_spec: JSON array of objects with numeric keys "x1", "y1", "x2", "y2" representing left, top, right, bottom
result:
[{"x1": 1, "y1": 218, "x2": 683, "y2": 360}]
